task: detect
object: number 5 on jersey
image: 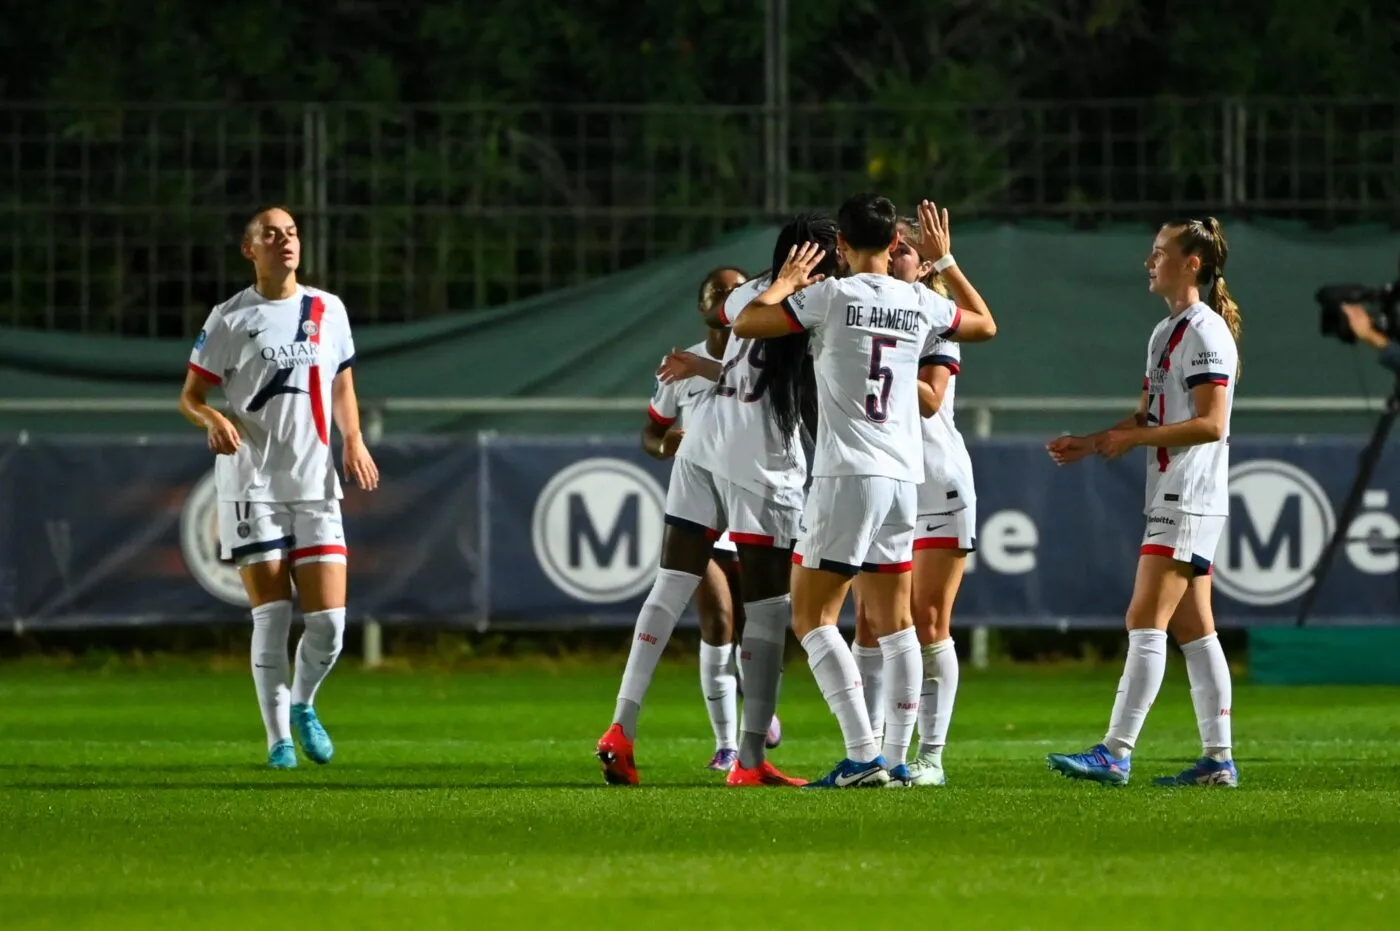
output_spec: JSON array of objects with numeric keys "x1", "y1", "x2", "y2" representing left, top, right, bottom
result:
[{"x1": 865, "y1": 336, "x2": 898, "y2": 423}]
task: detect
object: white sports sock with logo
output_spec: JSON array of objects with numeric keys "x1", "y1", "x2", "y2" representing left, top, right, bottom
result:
[
  {"x1": 1182, "y1": 632, "x2": 1233, "y2": 761},
  {"x1": 802, "y1": 625, "x2": 879, "y2": 762},
  {"x1": 917, "y1": 638, "x2": 959, "y2": 759},
  {"x1": 250, "y1": 600, "x2": 293, "y2": 749},
  {"x1": 699, "y1": 641, "x2": 738, "y2": 751},
  {"x1": 851, "y1": 643, "x2": 886, "y2": 738},
  {"x1": 290, "y1": 607, "x2": 345, "y2": 707},
  {"x1": 737, "y1": 594, "x2": 789, "y2": 769},
  {"x1": 1103, "y1": 628, "x2": 1168, "y2": 759},
  {"x1": 878, "y1": 628, "x2": 920, "y2": 765},
  {"x1": 613, "y1": 568, "x2": 702, "y2": 739}
]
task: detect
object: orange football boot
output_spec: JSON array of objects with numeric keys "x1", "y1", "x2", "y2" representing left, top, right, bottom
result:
[
  {"x1": 726, "y1": 759, "x2": 807, "y2": 787},
  {"x1": 596, "y1": 724, "x2": 639, "y2": 785}
]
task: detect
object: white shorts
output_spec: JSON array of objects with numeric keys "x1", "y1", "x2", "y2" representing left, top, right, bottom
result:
[
  {"x1": 1140, "y1": 508, "x2": 1223, "y2": 576},
  {"x1": 915, "y1": 499, "x2": 977, "y2": 552},
  {"x1": 665, "y1": 458, "x2": 801, "y2": 549},
  {"x1": 218, "y1": 499, "x2": 348, "y2": 568},
  {"x1": 794, "y1": 476, "x2": 917, "y2": 576}
]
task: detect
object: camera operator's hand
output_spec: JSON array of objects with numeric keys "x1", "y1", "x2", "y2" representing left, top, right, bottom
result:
[{"x1": 1342, "y1": 303, "x2": 1388, "y2": 349}]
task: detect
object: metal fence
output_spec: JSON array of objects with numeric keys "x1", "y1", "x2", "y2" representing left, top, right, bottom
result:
[{"x1": 5, "y1": 98, "x2": 1400, "y2": 337}]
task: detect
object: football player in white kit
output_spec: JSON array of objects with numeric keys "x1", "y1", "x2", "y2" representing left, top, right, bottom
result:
[
  {"x1": 641, "y1": 266, "x2": 782, "y2": 771},
  {"x1": 178, "y1": 206, "x2": 379, "y2": 770},
  {"x1": 732, "y1": 195, "x2": 998, "y2": 788},
  {"x1": 597, "y1": 216, "x2": 837, "y2": 788},
  {"x1": 850, "y1": 215, "x2": 978, "y2": 787},
  {"x1": 1046, "y1": 217, "x2": 1241, "y2": 788}
]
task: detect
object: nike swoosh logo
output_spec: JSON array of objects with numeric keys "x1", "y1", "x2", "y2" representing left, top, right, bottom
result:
[
  {"x1": 925, "y1": 523, "x2": 947, "y2": 533},
  {"x1": 835, "y1": 766, "x2": 876, "y2": 787},
  {"x1": 1146, "y1": 531, "x2": 1166, "y2": 538},
  {"x1": 248, "y1": 329, "x2": 263, "y2": 338},
  {"x1": 253, "y1": 664, "x2": 278, "y2": 669}
]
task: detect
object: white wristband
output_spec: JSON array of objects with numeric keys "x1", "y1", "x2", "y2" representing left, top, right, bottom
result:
[{"x1": 933, "y1": 254, "x2": 957, "y2": 273}]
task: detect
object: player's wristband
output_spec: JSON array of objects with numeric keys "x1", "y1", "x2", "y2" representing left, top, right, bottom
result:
[{"x1": 933, "y1": 254, "x2": 957, "y2": 273}]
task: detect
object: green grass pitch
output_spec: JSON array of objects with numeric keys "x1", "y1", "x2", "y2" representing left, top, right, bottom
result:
[{"x1": 1, "y1": 657, "x2": 1398, "y2": 929}]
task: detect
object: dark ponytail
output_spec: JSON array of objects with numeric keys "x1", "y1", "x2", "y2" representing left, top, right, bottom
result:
[{"x1": 762, "y1": 213, "x2": 839, "y2": 448}]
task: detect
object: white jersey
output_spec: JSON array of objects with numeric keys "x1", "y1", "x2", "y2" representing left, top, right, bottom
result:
[
  {"x1": 1142, "y1": 302, "x2": 1236, "y2": 516},
  {"x1": 785, "y1": 273, "x2": 960, "y2": 482},
  {"x1": 919, "y1": 337, "x2": 975, "y2": 513},
  {"x1": 679, "y1": 276, "x2": 806, "y2": 506},
  {"x1": 188, "y1": 285, "x2": 355, "y2": 503},
  {"x1": 647, "y1": 339, "x2": 721, "y2": 435}
]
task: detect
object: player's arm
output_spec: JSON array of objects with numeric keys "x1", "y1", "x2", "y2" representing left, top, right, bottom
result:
[
  {"x1": 181, "y1": 314, "x2": 240, "y2": 455},
  {"x1": 1048, "y1": 389, "x2": 1147, "y2": 466},
  {"x1": 332, "y1": 323, "x2": 379, "y2": 490},
  {"x1": 1095, "y1": 383, "x2": 1225, "y2": 459},
  {"x1": 657, "y1": 350, "x2": 721, "y2": 384},
  {"x1": 642, "y1": 370, "x2": 682, "y2": 459},
  {"x1": 731, "y1": 242, "x2": 826, "y2": 339},
  {"x1": 913, "y1": 201, "x2": 996, "y2": 343},
  {"x1": 917, "y1": 364, "x2": 952, "y2": 417}
]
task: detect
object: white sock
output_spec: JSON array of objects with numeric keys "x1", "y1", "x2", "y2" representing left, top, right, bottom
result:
[
  {"x1": 290, "y1": 607, "x2": 345, "y2": 707},
  {"x1": 802, "y1": 625, "x2": 878, "y2": 762},
  {"x1": 1103, "y1": 628, "x2": 1168, "y2": 759},
  {"x1": 1182, "y1": 632, "x2": 1233, "y2": 761},
  {"x1": 612, "y1": 568, "x2": 702, "y2": 738},
  {"x1": 878, "y1": 628, "x2": 920, "y2": 764},
  {"x1": 699, "y1": 641, "x2": 738, "y2": 751},
  {"x1": 737, "y1": 594, "x2": 789, "y2": 769},
  {"x1": 851, "y1": 643, "x2": 886, "y2": 738},
  {"x1": 250, "y1": 600, "x2": 293, "y2": 749},
  {"x1": 917, "y1": 638, "x2": 959, "y2": 762}
]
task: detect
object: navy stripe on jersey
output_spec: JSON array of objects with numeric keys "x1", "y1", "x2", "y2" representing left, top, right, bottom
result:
[
  {"x1": 1184, "y1": 372, "x2": 1230, "y2": 388},
  {"x1": 920, "y1": 353, "x2": 960, "y2": 373},
  {"x1": 337, "y1": 354, "x2": 355, "y2": 373},
  {"x1": 295, "y1": 294, "x2": 315, "y2": 342}
]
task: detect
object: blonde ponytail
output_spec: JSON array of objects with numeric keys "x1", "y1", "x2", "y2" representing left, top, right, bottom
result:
[{"x1": 1201, "y1": 217, "x2": 1242, "y2": 378}]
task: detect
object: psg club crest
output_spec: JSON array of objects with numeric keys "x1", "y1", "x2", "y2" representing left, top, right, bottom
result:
[
  {"x1": 236, "y1": 521, "x2": 251, "y2": 539},
  {"x1": 301, "y1": 320, "x2": 319, "y2": 337}
]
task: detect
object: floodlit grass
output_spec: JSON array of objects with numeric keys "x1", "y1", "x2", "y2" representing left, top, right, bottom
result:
[{"x1": 1, "y1": 660, "x2": 1397, "y2": 929}]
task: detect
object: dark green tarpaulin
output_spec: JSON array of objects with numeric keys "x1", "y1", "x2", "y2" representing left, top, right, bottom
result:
[{"x1": 2, "y1": 220, "x2": 1397, "y2": 437}]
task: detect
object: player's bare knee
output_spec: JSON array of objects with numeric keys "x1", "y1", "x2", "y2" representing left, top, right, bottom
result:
[
  {"x1": 660, "y1": 525, "x2": 713, "y2": 576},
  {"x1": 736, "y1": 544, "x2": 792, "y2": 602}
]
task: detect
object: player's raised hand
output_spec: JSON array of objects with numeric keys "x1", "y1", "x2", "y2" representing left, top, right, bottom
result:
[
  {"x1": 657, "y1": 349, "x2": 702, "y2": 384},
  {"x1": 775, "y1": 242, "x2": 826, "y2": 291},
  {"x1": 915, "y1": 200, "x2": 951, "y2": 263},
  {"x1": 343, "y1": 435, "x2": 380, "y2": 491},
  {"x1": 1046, "y1": 434, "x2": 1093, "y2": 467},
  {"x1": 206, "y1": 412, "x2": 241, "y2": 456}
]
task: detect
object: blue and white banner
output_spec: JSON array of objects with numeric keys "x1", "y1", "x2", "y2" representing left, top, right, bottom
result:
[{"x1": 0, "y1": 434, "x2": 1395, "y2": 628}]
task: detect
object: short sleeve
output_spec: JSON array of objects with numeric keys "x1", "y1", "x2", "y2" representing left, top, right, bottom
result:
[
  {"x1": 188, "y1": 310, "x2": 232, "y2": 385},
  {"x1": 783, "y1": 280, "x2": 833, "y2": 331},
  {"x1": 335, "y1": 301, "x2": 356, "y2": 373},
  {"x1": 648, "y1": 360, "x2": 680, "y2": 427},
  {"x1": 914, "y1": 283, "x2": 960, "y2": 336},
  {"x1": 919, "y1": 334, "x2": 961, "y2": 375},
  {"x1": 1181, "y1": 322, "x2": 1236, "y2": 389}
]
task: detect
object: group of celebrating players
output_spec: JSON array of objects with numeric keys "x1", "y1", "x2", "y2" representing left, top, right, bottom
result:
[
  {"x1": 599, "y1": 193, "x2": 1243, "y2": 790},
  {"x1": 179, "y1": 194, "x2": 1241, "y2": 789}
]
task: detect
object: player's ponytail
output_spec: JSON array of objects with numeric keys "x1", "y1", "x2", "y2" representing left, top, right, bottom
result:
[
  {"x1": 763, "y1": 214, "x2": 840, "y2": 451},
  {"x1": 1166, "y1": 216, "x2": 1242, "y2": 378}
]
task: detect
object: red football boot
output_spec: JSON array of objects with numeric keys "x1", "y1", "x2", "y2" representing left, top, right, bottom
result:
[
  {"x1": 726, "y1": 759, "x2": 807, "y2": 787},
  {"x1": 595, "y1": 724, "x2": 639, "y2": 786}
]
